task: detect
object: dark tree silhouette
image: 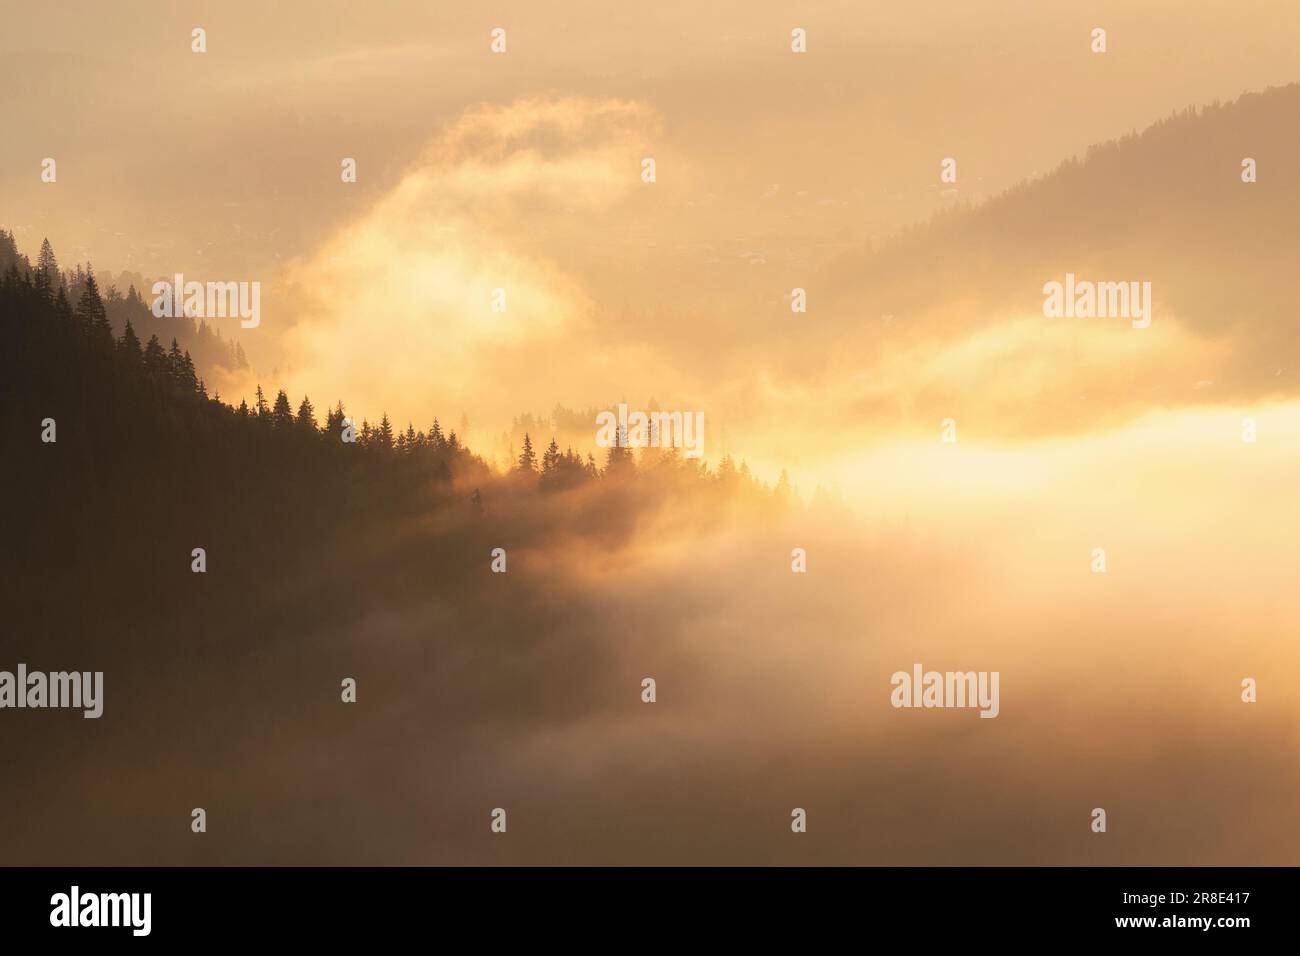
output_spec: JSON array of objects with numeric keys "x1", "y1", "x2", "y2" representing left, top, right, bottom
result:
[
  {"x1": 517, "y1": 432, "x2": 536, "y2": 473},
  {"x1": 296, "y1": 395, "x2": 317, "y2": 431},
  {"x1": 272, "y1": 390, "x2": 295, "y2": 429}
]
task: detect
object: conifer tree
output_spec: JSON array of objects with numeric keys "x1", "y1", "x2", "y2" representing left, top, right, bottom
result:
[
  {"x1": 775, "y1": 469, "x2": 793, "y2": 499},
  {"x1": 119, "y1": 319, "x2": 143, "y2": 365},
  {"x1": 181, "y1": 351, "x2": 199, "y2": 392},
  {"x1": 517, "y1": 432, "x2": 537, "y2": 472},
  {"x1": 376, "y1": 413, "x2": 394, "y2": 450},
  {"x1": 717, "y1": 455, "x2": 737, "y2": 484},
  {"x1": 0, "y1": 229, "x2": 20, "y2": 272},
  {"x1": 36, "y1": 239, "x2": 59, "y2": 291},
  {"x1": 296, "y1": 395, "x2": 317, "y2": 430},
  {"x1": 54, "y1": 284, "x2": 72, "y2": 322},
  {"x1": 605, "y1": 426, "x2": 634, "y2": 472},
  {"x1": 76, "y1": 270, "x2": 112, "y2": 345},
  {"x1": 33, "y1": 262, "x2": 53, "y2": 305},
  {"x1": 272, "y1": 389, "x2": 294, "y2": 428},
  {"x1": 542, "y1": 438, "x2": 560, "y2": 475},
  {"x1": 168, "y1": 338, "x2": 185, "y2": 382},
  {"x1": 324, "y1": 402, "x2": 346, "y2": 436},
  {"x1": 143, "y1": 334, "x2": 167, "y2": 377}
]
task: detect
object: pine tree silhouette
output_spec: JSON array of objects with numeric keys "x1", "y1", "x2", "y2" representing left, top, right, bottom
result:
[
  {"x1": 376, "y1": 413, "x2": 395, "y2": 450},
  {"x1": 143, "y1": 334, "x2": 167, "y2": 377},
  {"x1": 181, "y1": 351, "x2": 199, "y2": 392},
  {"x1": 296, "y1": 396, "x2": 317, "y2": 430},
  {"x1": 36, "y1": 238, "x2": 60, "y2": 290},
  {"x1": 119, "y1": 319, "x2": 143, "y2": 365},
  {"x1": 324, "y1": 401, "x2": 346, "y2": 436},
  {"x1": 167, "y1": 338, "x2": 185, "y2": 383},
  {"x1": 517, "y1": 432, "x2": 537, "y2": 472},
  {"x1": 272, "y1": 390, "x2": 295, "y2": 429},
  {"x1": 76, "y1": 270, "x2": 112, "y2": 346}
]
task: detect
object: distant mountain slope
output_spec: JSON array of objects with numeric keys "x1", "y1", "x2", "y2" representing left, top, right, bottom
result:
[{"x1": 822, "y1": 85, "x2": 1300, "y2": 397}]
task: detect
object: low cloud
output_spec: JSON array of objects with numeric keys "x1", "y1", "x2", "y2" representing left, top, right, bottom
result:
[{"x1": 266, "y1": 95, "x2": 664, "y2": 427}]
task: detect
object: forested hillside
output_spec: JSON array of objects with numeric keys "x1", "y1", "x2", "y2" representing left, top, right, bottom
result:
[{"x1": 0, "y1": 230, "x2": 248, "y2": 375}]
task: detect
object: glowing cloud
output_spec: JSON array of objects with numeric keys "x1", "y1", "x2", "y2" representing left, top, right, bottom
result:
[{"x1": 275, "y1": 96, "x2": 662, "y2": 426}]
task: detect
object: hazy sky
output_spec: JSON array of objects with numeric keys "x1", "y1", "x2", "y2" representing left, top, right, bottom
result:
[
  {"x1": 4, "y1": 1, "x2": 1297, "y2": 273},
  {"x1": 4, "y1": 0, "x2": 1300, "y2": 482}
]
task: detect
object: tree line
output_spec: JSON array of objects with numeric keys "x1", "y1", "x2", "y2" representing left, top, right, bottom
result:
[
  {"x1": 2, "y1": 233, "x2": 794, "y2": 515},
  {"x1": 1, "y1": 230, "x2": 248, "y2": 374}
]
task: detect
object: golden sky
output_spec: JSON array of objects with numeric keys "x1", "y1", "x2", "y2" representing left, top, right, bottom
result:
[{"x1": 4, "y1": 0, "x2": 1300, "y2": 485}]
